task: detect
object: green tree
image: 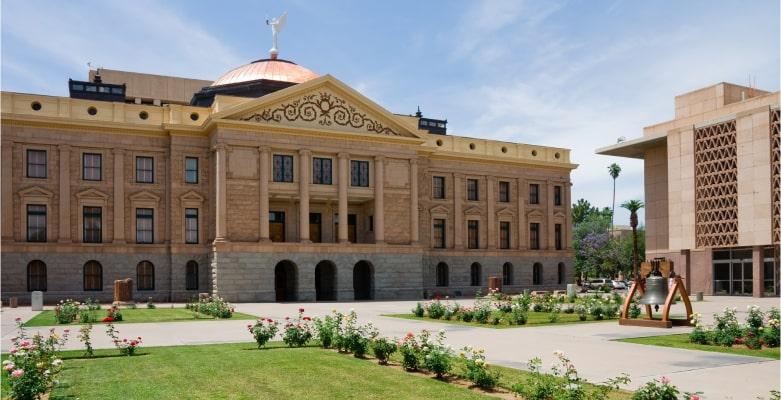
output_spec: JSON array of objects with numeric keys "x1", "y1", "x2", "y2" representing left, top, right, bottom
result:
[
  {"x1": 620, "y1": 199, "x2": 645, "y2": 280},
  {"x1": 607, "y1": 163, "x2": 621, "y2": 233}
]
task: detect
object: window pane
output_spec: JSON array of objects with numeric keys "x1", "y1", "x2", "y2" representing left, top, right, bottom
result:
[
  {"x1": 273, "y1": 155, "x2": 294, "y2": 182},
  {"x1": 499, "y1": 182, "x2": 510, "y2": 202},
  {"x1": 136, "y1": 157, "x2": 154, "y2": 183},
  {"x1": 27, "y1": 204, "x2": 46, "y2": 242},
  {"x1": 530, "y1": 184, "x2": 539, "y2": 204},
  {"x1": 186, "y1": 261, "x2": 199, "y2": 290},
  {"x1": 185, "y1": 208, "x2": 198, "y2": 244},
  {"x1": 27, "y1": 150, "x2": 47, "y2": 178},
  {"x1": 433, "y1": 176, "x2": 445, "y2": 199},
  {"x1": 468, "y1": 220, "x2": 479, "y2": 249},
  {"x1": 136, "y1": 208, "x2": 153, "y2": 243},
  {"x1": 83, "y1": 153, "x2": 102, "y2": 181},
  {"x1": 83, "y1": 207, "x2": 102, "y2": 243},
  {"x1": 185, "y1": 157, "x2": 198, "y2": 183},
  {"x1": 351, "y1": 161, "x2": 369, "y2": 187}
]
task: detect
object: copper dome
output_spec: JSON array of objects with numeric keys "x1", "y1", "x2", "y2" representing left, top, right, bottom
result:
[{"x1": 211, "y1": 59, "x2": 318, "y2": 87}]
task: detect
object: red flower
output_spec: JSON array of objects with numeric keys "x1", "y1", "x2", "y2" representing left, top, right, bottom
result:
[
  {"x1": 102, "y1": 316, "x2": 114, "y2": 323},
  {"x1": 303, "y1": 316, "x2": 311, "y2": 321},
  {"x1": 298, "y1": 308, "x2": 305, "y2": 313}
]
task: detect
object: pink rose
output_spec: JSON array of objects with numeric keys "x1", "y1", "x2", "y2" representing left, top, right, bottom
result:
[
  {"x1": 3, "y1": 364, "x2": 15, "y2": 371},
  {"x1": 14, "y1": 317, "x2": 21, "y2": 322},
  {"x1": 660, "y1": 376, "x2": 670, "y2": 385},
  {"x1": 9, "y1": 347, "x2": 17, "y2": 354},
  {"x1": 11, "y1": 369, "x2": 24, "y2": 378}
]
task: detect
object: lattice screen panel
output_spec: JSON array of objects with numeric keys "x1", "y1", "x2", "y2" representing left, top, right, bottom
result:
[
  {"x1": 772, "y1": 108, "x2": 780, "y2": 244},
  {"x1": 694, "y1": 120, "x2": 738, "y2": 247}
]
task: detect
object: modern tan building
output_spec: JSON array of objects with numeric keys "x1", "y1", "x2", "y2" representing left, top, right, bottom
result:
[
  {"x1": 597, "y1": 82, "x2": 780, "y2": 297},
  {"x1": 1, "y1": 54, "x2": 576, "y2": 303}
]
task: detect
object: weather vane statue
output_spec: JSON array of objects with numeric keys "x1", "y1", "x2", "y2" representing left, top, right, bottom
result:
[{"x1": 266, "y1": 11, "x2": 287, "y2": 59}]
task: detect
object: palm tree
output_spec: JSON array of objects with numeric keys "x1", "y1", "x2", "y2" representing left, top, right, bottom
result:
[
  {"x1": 607, "y1": 163, "x2": 621, "y2": 234},
  {"x1": 621, "y1": 199, "x2": 644, "y2": 280}
]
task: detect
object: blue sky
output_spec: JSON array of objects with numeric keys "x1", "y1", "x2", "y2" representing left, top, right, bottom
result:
[{"x1": 3, "y1": 0, "x2": 779, "y2": 225}]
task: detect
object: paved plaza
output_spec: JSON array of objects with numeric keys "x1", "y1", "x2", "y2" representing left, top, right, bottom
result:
[{"x1": 2, "y1": 296, "x2": 779, "y2": 399}]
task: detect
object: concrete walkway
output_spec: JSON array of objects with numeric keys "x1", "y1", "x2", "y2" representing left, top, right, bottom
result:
[{"x1": 2, "y1": 296, "x2": 779, "y2": 399}]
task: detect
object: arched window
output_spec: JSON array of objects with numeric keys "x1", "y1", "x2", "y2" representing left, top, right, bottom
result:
[
  {"x1": 533, "y1": 262, "x2": 543, "y2": 285},
  {"x1": 502, "y1": 262, "x2": 514, "y2": 286},
  {"x1": 558, "y1": 262, "x2": 566, "y2": 285},
  {"x1": 436, "y1": 262, "x2": 449, "y2": 287},
  {"x1": 470, "y1": 263, "x2": 481, "y2": 286},
  {"x1": 83, "y1": 260, "x2": 103, "y2": 291},
  {"x1": 27, "y1": 260, "x2": 47, "y2": 292},
  {"x1": 185, "y1": 261, "x2": 198, "y2": 291},
  {"x1": 137, "y1": 261, "x2": 155, "y2": 291}
]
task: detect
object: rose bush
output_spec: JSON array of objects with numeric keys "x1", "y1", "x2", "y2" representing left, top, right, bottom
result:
[
  {"x1": 3, "y1": 318, "x2": 69, "y2": 400},
  {"x1": 248, "y1": 318, "x2": 279, "y2": 349},
  {"x1": 282, "y1": 308, "x2": 313, "y2": 347}
]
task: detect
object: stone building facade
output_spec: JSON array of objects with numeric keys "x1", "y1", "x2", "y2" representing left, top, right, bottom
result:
[
  {"x1": 597, "y1": 82, "x2": 780, "y2": 297},
  {"x1": 1, "y1": 58, "x2": 576, "y2": 303}
]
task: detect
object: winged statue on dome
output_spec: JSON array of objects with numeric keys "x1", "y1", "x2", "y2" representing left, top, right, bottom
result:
[{"x1": 266, "y1": 12, "x2": 287, "y2": 59}]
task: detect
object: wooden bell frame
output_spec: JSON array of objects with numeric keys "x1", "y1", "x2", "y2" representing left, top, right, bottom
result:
[{"x1": 619, "y1": 261, "x2": 694, "y2": 328}]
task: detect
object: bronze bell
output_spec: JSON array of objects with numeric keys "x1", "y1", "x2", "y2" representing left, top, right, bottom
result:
[{"x1": 639, "y1": 275, "x2": 669, "y2": 306}]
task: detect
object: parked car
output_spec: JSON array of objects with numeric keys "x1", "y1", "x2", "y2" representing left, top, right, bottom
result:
[
  {"x1": 611, "y1": 280, "x2": 627, "y2": 290},
  {"x1": 585, "y1": 278, "x2": 611, "y2": 290}
]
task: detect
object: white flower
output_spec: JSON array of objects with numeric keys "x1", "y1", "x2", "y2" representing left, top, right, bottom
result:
[{"x1": 52, "y1": 359, "x2": 63, "y2": 366}]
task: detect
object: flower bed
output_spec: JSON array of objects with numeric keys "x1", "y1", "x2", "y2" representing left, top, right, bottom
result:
[{"x1": 689, "y1": 306, "x2": 780, "y2": 351}]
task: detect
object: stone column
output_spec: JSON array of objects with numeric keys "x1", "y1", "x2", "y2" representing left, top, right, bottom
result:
[
  {"x1": 487, "y1": 177, "x2": 496, "y2": 249},
  {"x1": 752, "y1": 246, "x2": 764, "y2": 298},
  {"x1": 258, "y1": 147, "x2": 270, "y2": 242},
  {"x1": 546, "y1": 180, "x2": 554, "y2": 249},
  {"x1": 409, "y1": 159, "x2": 419, "y2": 244},
  {"x1": 337, "y1": 152, "x2": 349, "y2": 243},
  {"x1": 1, "y1": 142, "x2": 13, "y2": 241},
  {"x1": 299, "y1": 149, "x2": 311, "y2": 243},
  {"x1": 454, "y1": 173, "x2": 464, "y2": 249},
  {"x1": 565, "y1": 182, "x2": 572, "y2": 249},
  {"x1": 214, "y1": 144, "x2": 227, "y2": 242},
  {"x1": 58, "y1": 145, "x2": 71, "y2": 242},
  {"x1": 112, "y1": 148, "x2": 125, "y2": 243},
  {"x1": 517, "y1": 177, "x2": 526, "y2": 250},
  {"x1": 374, "y1": 156, "x2": 385, "y2": 244}
]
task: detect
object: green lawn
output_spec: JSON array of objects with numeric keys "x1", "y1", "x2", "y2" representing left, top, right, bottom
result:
[
  {"x1": 384, "y1": 311, "x2": 612, "y2": 329},
  {"x1": 617, "y1": 334, "x2": 781, "y2": 360},
  {"x1": 23, "y1": 308, "x2": 256, "y2": 327},
  {"x1": 45, "y1": 343, "x2": 493, "y2": 400}
]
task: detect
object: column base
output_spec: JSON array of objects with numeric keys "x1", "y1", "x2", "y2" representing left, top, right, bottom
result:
[
  {"x1": 58, "y1": 239, "x2": 72, "y2": 244},
  {"x1": 339, "y1": 239, "x2": 350, "y2": 244},
  {"x1": 374, "y1": 240, "x2": 385, "y2": 245},
  {"x1": 300, "y1": 239, "x2": 312, "y2": 244},
  {"x1": 213, "y1": 238, "x2": 229, "y2": 244},
  {"x1": 257, "y1": 238, "x2": 272, "y2": 244},
  {"x1": 111, "y1": 240, "x2": 126, "y2": 245}
]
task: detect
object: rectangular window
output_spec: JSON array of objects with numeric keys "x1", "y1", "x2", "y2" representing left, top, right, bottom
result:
[
  {"x1": 433, "y1": 219, "x2": 446, "y2": 248},
  {"x1": 273, "y1": 155, "x2": 294, "y2": 182},
  {"x1": 83, "y1": 206, "x2": 102, "y2": 243},
  {"x1": 554, "y1": 185, "x2": 562, "y2": 206},
  {"x1": 312, "y1": 157, "x2": 332, "y2": 185},
  {"x1": 530, "y1": 222, "x2": 540, "y2": 250},
  {"x1": 500, "y1": 221, "x2": 511, "y2": 249},
  {"x1": 185, "y1": 157, "x2": 199, "y2": 184},
  {"x1": 467, "y1": 179, "x2": 479, "y2": 201},
  {"x1": 185, "y1": 208, "x2": 198, "y2": 244},
  {"x1": 136, "y1": 208, "x2": 154, "y2": 244},
  {"x1": 82, "y1": 153, "x2": 102, "y2": 181},
  {"x1": 26, "y1": 149, "x2": 47, "y2": 178},
  {"x1": 136, "y1": 156, "x2": 154, "y2": 183},
  {"x1": 432, "y1": 176, "x2": 445, "y2": 199},
  {"x1": 368, "y1": 215, "x2": 374, "y2": 232},
  {"x1": 529, "y1": 184, "x2": 540, "y2": 204},
  {"x1": 499, "y1": 181, "x2": 510, "y2": 202},
  {"x1": 269, "y1": 211, "x2": 286, "y2": 242},
  {"x1": 350, "y1": 160, "x2": 370, "y2": 187},
  {"x1": 26, "y1": 204, "x2": 46, "y2": 242},
  {"x1": 555, "y1": 223, "x2": 563, "y2": 250},
  {"x1": 468, "y1": 220, "x2": 479, "y2": 249}
]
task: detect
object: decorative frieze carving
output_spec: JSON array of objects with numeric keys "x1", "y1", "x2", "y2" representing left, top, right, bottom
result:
[{"x1": 771, "y1": 109, "x2": 780, "y2": 244}]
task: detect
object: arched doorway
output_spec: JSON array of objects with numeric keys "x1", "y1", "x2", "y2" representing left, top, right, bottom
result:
[
  {"x1": 315, "y1": 260, "x2": 337, "y2": 301},
  {"x1": 353, "y1": 260, "x2": 373, "y2": 300},
  {"x1": 275, "y1": 260, "x2": 298, "y2": 302}
]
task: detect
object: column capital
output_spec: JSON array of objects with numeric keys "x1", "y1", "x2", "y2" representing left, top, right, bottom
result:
[
  {"x1": 299, "y1": 148, "x2": 312, "y2": 156},
  {"x1": 453, "y1": 172, "x2": 466, "y2": 179},
  {"x1": 409, "y1": 158, "x2": 418, "y2": 166},
  {"x1": 212, "y1": 143, "x2": 227, "y2": 152},
  {"x1": 58, "y1": 144, "x2": 71, "y2": 151},
  {"x1": 112, "y1": 147, "x2": 125, "y2": 155},
  {"x1": 338, "y1": 152, "x2": 350, "y2": 160},
  {"x1": 374, "y1": 155, "x2": 386, "y2": 162},
  {"x1": 257, "y1": 146, "x2": 271, "y2": 154}
]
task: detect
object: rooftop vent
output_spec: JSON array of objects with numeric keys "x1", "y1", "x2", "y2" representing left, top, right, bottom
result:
[{"x1": 415, "y1": 106, "x2": 447, "y2": 135}]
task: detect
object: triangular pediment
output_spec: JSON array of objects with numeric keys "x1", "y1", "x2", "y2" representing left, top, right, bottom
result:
[
  {"x1": 464, "y1": 206, "x2": 483, "y2": 216},
  {"x1": 553, "y1": 211, "x2": 566, "y2": 219},
  {"x1": 429, "y1": 205, "x2": 450, "y2": 215},
  {"x1": 526, "y1": 209, "x2": 545, "y2": 219},
  {"x1": 496, "y1": 207, "x2": 515, "y2": 217},
  {"x1": 180, "y1": 190, "x2": 205, "y2": 202},
  {"x1": 18, "y1": 186, "x2": 54, "y2": 198},
  {"x1": 214, "y1": 75, "x2": 420, "y2": 139},
  {"x1": 130, "y1": 190, "x2": 160, "y2": 202},
  {"x1": 76, "y1": 188, "x2": 109, "y2": 200}
]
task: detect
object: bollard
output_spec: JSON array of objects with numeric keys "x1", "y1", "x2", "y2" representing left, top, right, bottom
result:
[
  {"x1": 695, "y1": 292, "x2": 703, "y2": 302},
  {"x1": 9, "y1": 297, "x2": 18, "y2": 308},
  {"x1": 31, "y1": 291, "x2": 43, "y2": 311}
]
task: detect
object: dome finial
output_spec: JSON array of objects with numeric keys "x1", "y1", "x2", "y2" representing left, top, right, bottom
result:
[{"x1": 266, "y1": 11, "x2": 288, "y2": 60}]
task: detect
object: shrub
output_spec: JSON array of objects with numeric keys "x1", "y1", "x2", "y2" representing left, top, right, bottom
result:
[
  {"x1": 591, "y1": 305, "x2": 605, "y2": 320},
  {"x1": 532, "y1": 303, "x2": 543, "y2": 312},
  {"x1": 398, "y1": 332, "x2": 421, "y2": 371},
  {"x1": 54, "y1": 299, "x2": 80, "y2": 324},
  {"x1": 567, "y1": 293, "x2": 578, "y2": 303},
  {"x1": 371, "y1": 336, "x2": 397, "y2": 365},
  {"x1": 248, "y1": 318, "x2": 279, "y2": 349},
  {"x1": 84, "y1": 298, "x2": 101, "y2": 311},
  {"x1": 146, "y1": 297, "x2": 156, "y2": 309},
  {"x1": 575, "y1": 304, "x2": 588, "y2": 321},
  {"x1": 282, "y1": 308, "x2": 313, "y2": 347},
  {"x1": 563, "y1": 307, "x2": 575, "y2": 314},
  {"x1": 688, "y1": 313, "x2": 710, "y2": 345},
  {"x1": 495, "y1": 301, "x2": 513, "y2": 313},
  {"x1": 420, "y1": 330, "x2": 453, "y2": 378},
  {"x1": 117, "y1": 337, "x2": 143, "y2": 356},
  {"x1": 605, "y1": 305, "x2": 619, "y2": 319},
  {"x1": 193, "y1": 296, "x2": 234, "y2": 318},
  {"x1": 459, "y1": 346, "x2": 500, "y2": 389},
  {"x1": 412, "y1": 302, "x2": 425, "y2": 317},
  {"x1": 77, "y1": 324, "x2": 94, "y2": 357},
  {"x1": 548, "y1": 310, "x2": 560, "y2": 323},
  {"x1": 514, "y1": 293, "x2": 532, "y2": 312},
  {"x1": 513, "y1": 351, "x2": 629, "y2": 400},
  {"x1": 746, "y1": 305, "x2": 764, "y2": 331},
  {"x1": 763, "y1": 308, "x2": 780, "y2": 348},
  {"x1": 713, "y1": 307, "x2": 742, "y2": 347},
  {"x1": 313, "y1": 311, "x2": 341, "y2": 348},
  {"x1": 106, "y1": 306, "x2": 123, "y2": 321},
  {"x1": 509, "y1": 307, "x2": 528, "y2": 325},
  {"x1": 460, "y1": 308, "x2": 474, "y2": 323},
  {"x1": 3, "y1": 318, "x2": 69, "y2": 400},
  {"x1": 426, "y1": 300, "x2": 446, "y2": 319},
  {"x1": 490, "y1": 316, "x2": 501, "y2": 325},
  {"x1": 629, "y1": 301, "x2": 641, "y2": 319},
  {"x1": 473, "y1": 305, "x2": 491, "y2": 324},
  {"x1": 631, "y1": 377, "x2": 683, "y2": 400},
  {"x1": 339, "y1": 310, "x2": 376, "y2": 357}
]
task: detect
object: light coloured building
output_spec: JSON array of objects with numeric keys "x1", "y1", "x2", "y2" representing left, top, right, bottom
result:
[
  {"x1": 1, "y1": 52, "x2": 576, "y2": 303},
  {"x1": 597, "y1": 82, "x2": 780, "y2": 297}
]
